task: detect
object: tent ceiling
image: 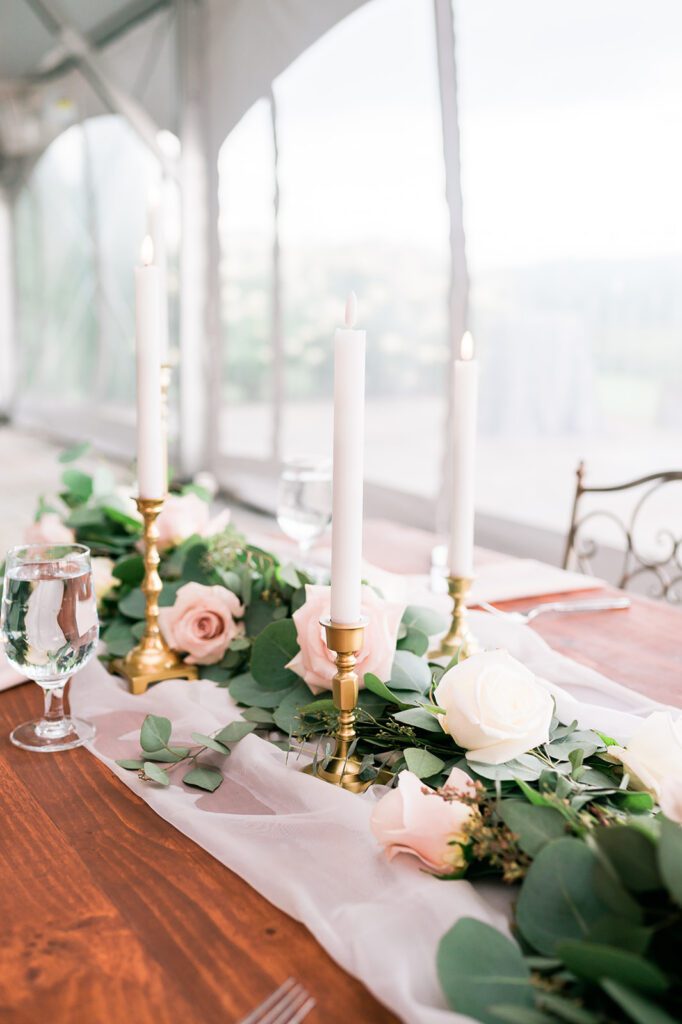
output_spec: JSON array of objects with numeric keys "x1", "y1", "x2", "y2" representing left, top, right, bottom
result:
[{"x1": 0, "y1": 0, "x2": 168, "y2": 82}]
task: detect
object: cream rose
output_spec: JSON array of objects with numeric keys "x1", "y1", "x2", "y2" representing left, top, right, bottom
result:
[
  {"x1": 24, "y1": 513, "x2": 75, "y2": 546},
  {"x1": 286, "y1": 584, "x2": 404, "y2": 693},
  {"x1": 159, "y1": 582, "x2": 244, "y2": 665},
  {"x1": 370, "y1": 767, "x2": 477, "y2": 873},
  {"x1": 91, "y1": 557, "x2": 117, "y2": 602},
  {"x1": 660, "y1": 777, "x2": 682, "y2": 824},
  {"x1": 610, "y1": 712, "x2": 682, "y2": 801},
  {"x1": 155, "y1": 494, "x2": 231, "y2": 551},
  {"x1": 434, "y1": 650, "x2": 554, "y2": 765}
]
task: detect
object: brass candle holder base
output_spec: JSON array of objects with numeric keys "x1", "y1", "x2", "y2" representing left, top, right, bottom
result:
[
  {"x1": 429, "y1": 576, "x2": 479, "y2": 661},
  {"x1": 109, "y1": 497, "x2": 198, "y2": 695},
  {"x1": 303, "y1": 617, "x2": 386, "y2": 793}
]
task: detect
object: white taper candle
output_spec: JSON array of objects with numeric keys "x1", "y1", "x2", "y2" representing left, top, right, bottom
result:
[
  {"x1": 330, "y1": 292, "x2": 366, "y2": 624},
  {"x1": 135, "y1": 236, "x2": 165, "y2": 499},
  {"x1": 449, "y1": 331, "x2": 478, "y2": 578}
]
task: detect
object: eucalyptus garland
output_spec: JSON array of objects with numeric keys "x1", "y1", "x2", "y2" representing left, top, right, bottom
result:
[{"x1": 30, "y1": 448, "x2": 682, "y2": 1024}]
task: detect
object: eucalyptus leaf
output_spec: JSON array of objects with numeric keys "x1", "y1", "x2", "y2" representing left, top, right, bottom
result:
[
  {"x1": 437, "y1": 918, "x2": 534, "y2": 1024},
  {"x1": 229, "y1": 673, "x2": 297, "y2": 708},
  {"x1": 402, "y1": 605, "x2": 449, "y2": 636},
  {"x1": 404, "y1": 747, "x2": 445, "y2": 779},
  {"x1": 396, "y1": 626, "x2": 429, "y2": 657},
  {"x1": 272, "y1": 684, "x2": 315, "y2": 734},
  {"x1": 467, "y1": 754, "x2": 546, "y2": 783},
  {"x1": 118, "y1": 587, "x2": 147, "y2": 620},
  {"x1": 115, "y1": 758, "x2": 144, "y2": 770},
  {"x1": 215, "y1": 721, "x2": 257, "y2": 745},
  {"x1": 143, "y1": 761, "x2": 170, "y2": 786},
  {"x1": 600, "y1": 980, "x2": 679, "y2": 1024},
  {"x1": 190, "y1": 732, "x2": 230, "y2": 754},
  {"x1": 593, "y1": 825, "x2": 661, "y2": 893},
  {"x1": 61, "y1": 468, "x2": 93, "y2": 502},
  {"x1": 140, "y1": 714, "x2": 172, "y2": 752},
  {"x1": 658, "y1": 816, "x2": 682, "y2": 905},
  {"x1": 556, "y1": 941, "x2": 668, "y2": 993},
  {"x1": 390, "y1": 650, "x2": 432, "y2": 692},
  {"x1": 112, "y1": 554, "x2": 145, "y2": 585},
  {"x1": 498, "y1": 801, "x2": 567, "y2": 857},
  {"x1": 363, "y1": 673, "x2": 405, "y2": 706},
  {"x1": 488, "y1": 1007, "x2": 555, "y2": 1024},
  {"x1": 143, "y1": 747, "x2": 189, "y2": 763},
  {"x1": 535, "y1": 992, "x2": 601, "y2": 1024},
  {"x1": 393, "y1": 707, "x2": 444, "y2": 733},
  {"x1": 59, "y1": 441, "x2": 90, "y2": 463},
  {"x1": 183, "y1": 765, "x2": 223, "y2": 792},
  {"x1": 101, "y1": 619, "x2": 135, "y2": 657},
  {"x1": 516, "y1": 838, "x2": 640, "y2": 955},
  {"x1": 241, "y1": 707, "x2": 275, "y2": 724},
  {"x1": 250, "y1": 619, "x2": 299, "y2": 690}
]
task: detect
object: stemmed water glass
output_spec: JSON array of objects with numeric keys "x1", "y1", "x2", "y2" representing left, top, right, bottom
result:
[
  {"x1": 276, "y1": 458, "x2": 332, "y2": 566},
  {"x1": 1, "y1": 543, "x2": 99, "y2": 751}
]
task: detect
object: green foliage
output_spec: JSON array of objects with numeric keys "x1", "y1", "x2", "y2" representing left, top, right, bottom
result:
[
  {"x1": 437, "y1": 919, "x2": 534, "y2": 1024},
  {"x1": 403, "y1": 747, "x2": 445, "y2": 779}
]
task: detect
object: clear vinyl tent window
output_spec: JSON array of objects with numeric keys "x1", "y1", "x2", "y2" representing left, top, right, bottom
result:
[
  {"x1": 13, "y1": 115, "x2": 172, "y2": 448},
  {"x1": 217, "y1": 0, "x2": 451, "y2": 512},
  {"x1": 455, "y1": 0, "x2": 682, "y2": 545}
]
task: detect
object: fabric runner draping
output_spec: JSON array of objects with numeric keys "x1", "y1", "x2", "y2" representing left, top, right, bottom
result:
[{"x1": 64, "y1": 611, "x2": 677, "y2": 1024}]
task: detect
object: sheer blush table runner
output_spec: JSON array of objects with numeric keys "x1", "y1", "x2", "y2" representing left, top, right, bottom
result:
[{"x1": 67, "y1": 612, "x2": 678, "y2": 1024}]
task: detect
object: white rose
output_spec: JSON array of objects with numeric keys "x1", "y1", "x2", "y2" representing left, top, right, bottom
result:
[
  {"x1": 610, "y1": 712, "x2": 682, "y2": 800},
  {"x1": 433, "y1": 649, "x2": 554, "y2": 765},
  {"x1": 91, "y1": 557, "x2": 117, "y2": 602}
]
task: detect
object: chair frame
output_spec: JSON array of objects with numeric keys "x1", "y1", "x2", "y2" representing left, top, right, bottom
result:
[{"x1": 562, "y1": 461, "x2": 682, "y2": 602}]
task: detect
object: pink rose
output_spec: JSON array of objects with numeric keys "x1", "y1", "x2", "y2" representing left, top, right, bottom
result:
[
  {"x1": 159, "y1": 582, "x2": 244, "y2": 665},
  {"x1": 286, "y1": 584, "x2": 404, "y2": 693},
  {"x1": 24, "y1": 513, "x2": 75, "y2": 546},
  {"x1": 156, "y1": 494, "x2": 231, "y2": 551},
  {"x1": 371, "y1": 767, "x2": 477, "y2": 873}
]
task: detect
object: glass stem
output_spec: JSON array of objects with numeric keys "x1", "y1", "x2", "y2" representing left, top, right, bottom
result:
[{"x1": 43, "y1": 682, "x2": 67, "y2": 725}]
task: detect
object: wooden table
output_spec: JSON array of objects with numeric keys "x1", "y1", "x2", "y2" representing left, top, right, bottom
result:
[{"x1": 1, "y1": 588, "x2": 680, "y2": 1024}]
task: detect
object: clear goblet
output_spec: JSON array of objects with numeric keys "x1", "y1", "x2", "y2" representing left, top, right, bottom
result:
[
  {"x1": 276, "y1": 457, "x2": 332, "y2": 564},
  {"x1": 1, "y1": 543, "x2": 99, "y2": 751}
]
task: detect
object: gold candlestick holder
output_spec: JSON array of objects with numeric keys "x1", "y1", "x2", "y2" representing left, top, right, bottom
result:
[
  {"x1": 111, "y1": 497, "x2": 198, "y2": 694},
  {"x1": 429, "y1": 576, "x2": 478, "y2": 661},
  {"x1": 303, "y1": 617, "x2": 378, "y2": 794}
]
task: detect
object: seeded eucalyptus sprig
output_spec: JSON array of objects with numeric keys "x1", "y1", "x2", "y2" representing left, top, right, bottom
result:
[{"x1": 115, "y1": 713, "x2": 258, "y2": 792}]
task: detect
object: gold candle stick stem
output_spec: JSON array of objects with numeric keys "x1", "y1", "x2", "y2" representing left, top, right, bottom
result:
[
  {"x1": 111, "y1": 497, "x2": 197, "y2": 694},
  {"x1": 303, "y1": 618, "x2": 380, "y2": 794},
  {"x1": 429, "y1": 576, "x2": 478, "y2": 661}
]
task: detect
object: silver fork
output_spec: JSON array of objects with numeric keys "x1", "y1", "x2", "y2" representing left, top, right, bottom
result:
[
  {"x1": 478, "y1": 596, "x2": 631, "y2": 624},
  {"x1": 238, "y1": 978, "x2": 316, "y2": 1024}
]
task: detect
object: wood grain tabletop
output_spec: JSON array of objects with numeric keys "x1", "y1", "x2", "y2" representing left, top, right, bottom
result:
[{"x1": 1, "y1": 587, "x2": 680, "y2": 1024}]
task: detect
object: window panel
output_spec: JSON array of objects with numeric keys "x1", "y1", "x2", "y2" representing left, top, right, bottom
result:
[
  {"x1": 274, "y1": 0, "x2": 450, "y2": 496},
  {"x1": 455, "y1": 0, "x2": 682, "y2": 535}
]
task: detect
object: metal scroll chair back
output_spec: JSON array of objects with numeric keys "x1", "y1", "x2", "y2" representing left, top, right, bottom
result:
[{"x1": 562, "y1": 461, "x2": 682, "y2": 603}]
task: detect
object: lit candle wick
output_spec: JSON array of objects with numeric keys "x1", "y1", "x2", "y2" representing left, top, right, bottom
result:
[{"x1": 460, "y1": 330, "x2": 474, "y2": 361}]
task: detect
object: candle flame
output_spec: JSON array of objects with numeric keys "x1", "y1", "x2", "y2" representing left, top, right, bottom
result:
[
  {"x1": 140, "y1": 235, "x2": 155, "y2": 267},
  {"x1": 344, "y1": 291, "x2": 358, "y2": 328},
  {"x1": 460, "y1": 331, "x2": 474, "y2": 360}
]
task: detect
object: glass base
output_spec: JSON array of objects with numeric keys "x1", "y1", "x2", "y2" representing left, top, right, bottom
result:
[{"x1": 10, "y1": 716, "x2": 96, "y2": 752}]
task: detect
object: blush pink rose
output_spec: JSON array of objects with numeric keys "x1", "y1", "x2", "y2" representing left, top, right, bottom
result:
[
  {"x1": 159, "y1": 582, "x2": 244, "y2": 665},
  {"x1": 24, "y1": 513, "x2": 75, "y2": 546},
  {"x1": 371, "y1": 767, "x2": 477, "y2": 873},
  {"x1": 286, "y1": 584, "x2": 404, "y2": 693},
  {"x1": 155, "y1": 494, "x2": 231, "y2": 551}
]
